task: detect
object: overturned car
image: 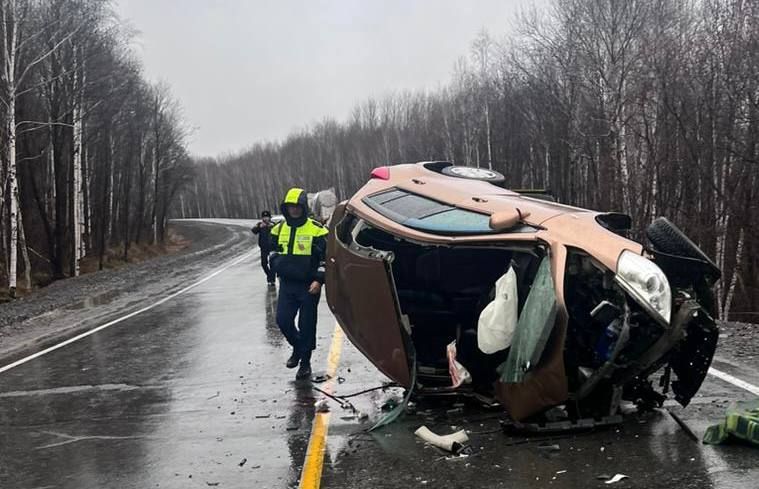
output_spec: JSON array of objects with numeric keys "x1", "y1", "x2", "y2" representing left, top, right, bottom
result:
[{"x1": 325, "y1": 162, "x2": 721, "y2": 421}]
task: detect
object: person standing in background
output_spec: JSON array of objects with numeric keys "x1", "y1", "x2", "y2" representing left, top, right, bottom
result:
[{"x1": 252, "y1": 210, "x2": 276, "y2": 286}]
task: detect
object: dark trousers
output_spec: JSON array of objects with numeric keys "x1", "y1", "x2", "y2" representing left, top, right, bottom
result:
[
  {"x1": 260, "y1": 250, "x2": 276, "y2": 284},
  {"x1": 276, "y1": 280, "x2": 320, "y2": 354}
]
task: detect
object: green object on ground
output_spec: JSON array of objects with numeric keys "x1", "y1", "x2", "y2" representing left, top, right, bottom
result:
[{"x1": 703, "y1": 400, "x2": 759, "y2": 446}]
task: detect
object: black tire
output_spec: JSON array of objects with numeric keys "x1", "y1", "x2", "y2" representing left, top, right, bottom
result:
[
  {"x1": 441, "y1": 165, "x2": 505, "y2": 183},
  {"x1": 646, "y1": 217, "x2": 716, "y2": 267}
]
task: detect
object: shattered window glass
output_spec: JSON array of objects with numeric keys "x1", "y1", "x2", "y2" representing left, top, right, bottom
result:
[
  {"x1": 364, "y1": 189, "x2": 498, "y2": 235},
  {"x1": 372, "y1": 189, "x2": 407, "y2": 205},
  {"x1": 380, "y1": 193, "x2": 451, "y2": 218},
  {"x1": 498, "y1": 257, "x2": 558, "y2": 383},
  {"x1": 407, "y1": 208, "x2": 493, "y2": 234}
]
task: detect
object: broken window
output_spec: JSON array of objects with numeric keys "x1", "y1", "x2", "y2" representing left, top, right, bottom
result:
[
  {"x1": 498, "y1": 256, "x2": 558, "y2": 383},
  {"x1": 364, "y1": 188, "x2": 495, "y2": 234}
]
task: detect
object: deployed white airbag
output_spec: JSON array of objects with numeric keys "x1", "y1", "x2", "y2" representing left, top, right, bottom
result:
[{"x1": 477, "y1": 267, "x2": 518, "y2": 354}]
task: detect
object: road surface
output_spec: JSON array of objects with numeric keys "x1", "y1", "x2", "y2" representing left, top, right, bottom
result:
[{"x1": 0, "y1": 220, "x2": 756, "y2": 489}]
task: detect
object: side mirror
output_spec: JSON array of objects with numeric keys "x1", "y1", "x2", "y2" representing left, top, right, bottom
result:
[{"x1": 490, "y1": 209, "x2": 531, "y2": 231}]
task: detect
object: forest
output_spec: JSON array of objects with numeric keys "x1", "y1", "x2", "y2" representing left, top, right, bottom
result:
[
  {"x1": 3, "y1": 0, "x2": 757, "y2": 322},
  {"x1": 0, "y1": 0, "x2": 190, "y2": 297},
  {"x1": 179, "y1": 0, "x2": 759, "y2": 321}
]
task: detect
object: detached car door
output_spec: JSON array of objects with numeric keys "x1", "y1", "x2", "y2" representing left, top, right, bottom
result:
[{"x1": 325, "y1": 203, "x2": 412, "y2": 387}]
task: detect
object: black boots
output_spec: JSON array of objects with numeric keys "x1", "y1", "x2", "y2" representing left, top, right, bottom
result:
[
  {"x1": 287, "y1": 349, "x2": 311, "y2": 380},
  {"x1": 296, "y1": 351, "x2": 312, "y2": 380},
  {"x1": 285, "y1": 349, "x2": 300, "y2": 369}
]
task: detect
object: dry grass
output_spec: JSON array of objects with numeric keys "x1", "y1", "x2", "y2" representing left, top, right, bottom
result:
[
  {"x1": 0, "y1": 227, "x2": 191, "y2": 298},
  {"x1": 79, "y1": 228, "x2": 190, "y2": 273}
]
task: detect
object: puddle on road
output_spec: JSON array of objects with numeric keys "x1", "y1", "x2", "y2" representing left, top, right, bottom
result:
[{"x1": 65, "y1": 290, "x2": 121, "y2": 310}]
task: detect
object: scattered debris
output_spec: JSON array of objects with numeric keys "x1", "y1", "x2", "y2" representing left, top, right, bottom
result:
[
  {"x1": 315, "y1": 399, "x2": 330, "y2": 413},
  {"x1": 446, "y1": 341, "x2": 472, "y2": 388},
  {"x1": 537, "y1": 443, "x2": 561, "y2": 452},
  {"x1": 312, "y1": 386, "x2": 358, "y2": 412},
  {"x1": 255, "y1": 414, "x2": 271, "y2": 419},
  {"x1": 381, "y1": 398, "x2": 400, "y2": 412},
  {"x1": 238, "y1": 458, "x2": 247, "y2": 467},
  {"x1": 414, "y1": 425, "x2": 470, "y2": 454},
  {"x1": 337, "y1": 376, "x2": 346, "y2": 384},
  {"x1": 206, "y1": 482, "x2": 219, "y2": 487},
  {"x1": 704, "y1": 401, "x2": 759, "y2": 446},
  {"x1": 206, "y1": 392, "x2": 220, "y2": 400},
  {"x1": 502, "y1": 415, "x2": 622, "y2": 434},
  {"x1": 312, "y1": 374, "x2": 331, "y2": 384},
  {"x1": 604, "y1": 474, "x2": 629, "y2": 484}
]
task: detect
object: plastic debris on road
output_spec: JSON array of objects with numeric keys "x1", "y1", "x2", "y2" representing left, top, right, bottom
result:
[
  {"x1": 314, "y1": 399, "x2": 330, "y2": 413},
  {"x1": 703, "y1": 400, "x2": 759, "y2": 446},
  {"x1": 603, "y1": 474, "x2": 629, "y2": 484},
  {"x1": 414, "y1": 425, "x2": 470, "y2": 453}
]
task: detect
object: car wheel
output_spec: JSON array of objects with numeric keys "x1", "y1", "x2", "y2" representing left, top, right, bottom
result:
[
  {"x1": 646, "y1": 217, "x2": 716, "y2": 267},
  {"x1": 441, "y1": 165, "x2": 505, "y2": 183}
]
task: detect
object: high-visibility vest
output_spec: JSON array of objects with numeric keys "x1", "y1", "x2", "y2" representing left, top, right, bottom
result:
[{"x1": 272, "y1": 219, "x2": 328, "y2": 256}]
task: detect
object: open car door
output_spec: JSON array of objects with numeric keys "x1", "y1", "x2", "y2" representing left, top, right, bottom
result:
[{"x1": 326, "y1": 204, "x2": 412, "y2": 387}]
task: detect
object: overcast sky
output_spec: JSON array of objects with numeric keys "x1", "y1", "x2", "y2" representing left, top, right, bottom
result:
[{"x1": 114, "y1": 1, "x2": 534, "y2": 158}]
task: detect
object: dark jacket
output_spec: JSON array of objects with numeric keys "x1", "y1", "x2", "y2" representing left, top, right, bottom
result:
[
  {"x1": 269, "y1": 188, "x2": 328, "y2": 284},
  {"x1": 251, "y1": 221, "x2": 274, "y2": 252}
]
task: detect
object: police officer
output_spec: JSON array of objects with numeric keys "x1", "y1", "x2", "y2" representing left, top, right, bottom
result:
[
  {"x1": 269, "y1": 188, "x2": 328, "y2": 379},
  {"x1": 251, "y1": 210, "x2": 276, "y2": 286}
]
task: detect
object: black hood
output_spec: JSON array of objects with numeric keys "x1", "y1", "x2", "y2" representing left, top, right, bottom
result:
[{"x1": 280, "y1": 188, "x2": 309, "y2": 227}]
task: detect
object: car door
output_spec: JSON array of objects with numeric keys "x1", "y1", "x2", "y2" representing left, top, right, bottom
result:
[{"x1": 326, "y1": 203, "x2": 412, "y2": 387}]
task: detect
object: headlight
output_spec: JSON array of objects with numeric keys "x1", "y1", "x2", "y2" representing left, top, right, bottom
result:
[{"x1": 614, "y1": 250, "x2": 672, "y2": 325}]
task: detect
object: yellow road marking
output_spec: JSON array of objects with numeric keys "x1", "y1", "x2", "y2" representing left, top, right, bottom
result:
[{"x1": 298, "y1": 324, "x2": 344, "y2": 489}]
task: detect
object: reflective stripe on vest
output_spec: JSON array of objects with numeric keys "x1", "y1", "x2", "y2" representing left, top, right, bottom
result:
[{"x1": 273, "y1": 219, "x2": 328, "y2": 256}]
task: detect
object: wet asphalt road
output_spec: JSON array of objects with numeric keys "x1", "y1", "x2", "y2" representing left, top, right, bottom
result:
[{"x1": 0, "y1": 221, "x2": 757, "y2": 489}]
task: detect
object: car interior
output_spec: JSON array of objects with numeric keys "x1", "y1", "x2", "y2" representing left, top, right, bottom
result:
[{"x1": 354, "y1": 224, "x2": 546, "y2": 391}]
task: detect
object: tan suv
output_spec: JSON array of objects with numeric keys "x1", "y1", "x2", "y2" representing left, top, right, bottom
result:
[{"x1": 326, "y1": 162, "x2": 720, "y2": 421}]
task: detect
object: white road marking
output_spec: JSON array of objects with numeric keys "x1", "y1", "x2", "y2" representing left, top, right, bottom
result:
[
  {"x1": 708, "y1": 367, "x2": 759, "y2": 396},
  {"x1": 0, "y1": 251, "x2": 255, "y2": 375}
]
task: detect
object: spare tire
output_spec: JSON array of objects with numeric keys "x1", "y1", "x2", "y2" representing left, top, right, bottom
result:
[
  {"x1": 646, "y1": 217, "x2": 716, "y2": 267},
  {"x1": 441, "y1": 165, "x2": 505, "y2": 183}
]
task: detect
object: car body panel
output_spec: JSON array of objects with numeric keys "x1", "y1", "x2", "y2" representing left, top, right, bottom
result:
[{"x1": 326, "y1": 203, "x2": 412, "y2": 387}]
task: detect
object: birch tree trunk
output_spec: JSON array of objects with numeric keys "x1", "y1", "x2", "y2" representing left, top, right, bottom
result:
[
  {"x1": 17, "y1": 202, "x2": 31, "y2": 289},
  {"x1": 72, "y1": 96, "x2": 83, "y2": 275},
  {"x1": 3, "y1": 0, "x2": 19, "y2": 296},
  {"x1": 722, "y1": 227, "x2": 745, "y2": 321},
  {"x1": 8, "y1": 92, "x2": 19, "y2": 296}
]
